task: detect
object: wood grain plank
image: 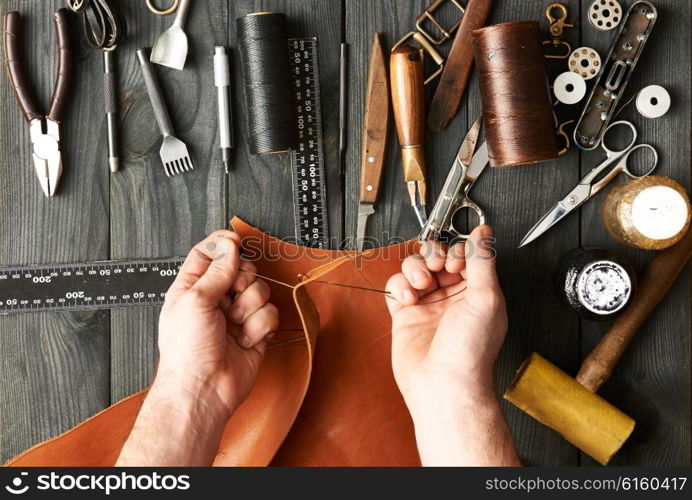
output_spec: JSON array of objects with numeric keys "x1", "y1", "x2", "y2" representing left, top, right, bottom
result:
[
  {"x1": 579, "y1": 0, "x2": 691, "y2": 466},
  {"x1": 109, "y1": 0, "x2": 229, "y2": 402},
  {"x1": 227, "y1": 0, "x2": 343, "y2": 246},
  {"x1": 467, "y1": 0, "x2": 583, "y2": 466},
  {"x1": 0, "y1": 0, "x2": 110, "y2": 461}
]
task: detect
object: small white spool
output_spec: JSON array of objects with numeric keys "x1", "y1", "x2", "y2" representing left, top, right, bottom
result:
[
  {"x1": 568, "y1": 47, "x2": 601, "y2": 80},
  {"x1": 636, "y1": 85, "x2": 671, "y2": 119},
  {"x1": 554, "y1": 72, "x2": 586, "y2": 105},
  {"x1": 588, "y1": 0, "x2": 623, "y2": 31}
]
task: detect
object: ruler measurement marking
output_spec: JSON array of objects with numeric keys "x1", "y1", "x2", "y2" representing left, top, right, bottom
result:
[{"x1": 289, "y1": 37, "x2": 329, "y2": 249}]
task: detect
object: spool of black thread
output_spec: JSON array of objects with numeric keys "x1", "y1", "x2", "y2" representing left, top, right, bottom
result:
[{"x1": 237, "y1": 12, "x2": 297, "y2": 155}]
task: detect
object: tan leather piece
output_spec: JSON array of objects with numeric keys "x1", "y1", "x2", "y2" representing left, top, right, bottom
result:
[{"x1": 6, "y1": 218, "x2": 420, "y2": 467}]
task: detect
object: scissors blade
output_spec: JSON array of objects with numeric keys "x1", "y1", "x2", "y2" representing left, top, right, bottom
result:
[
  {"x1": 455, "y1": 117, "x2": 482, "y2": 167},
  {"x1": 466, "y1": 141, "x2": 489, "y2": 180},
  {"x1": 518, "y1": 184, "x2": 592, "y2": 248}
]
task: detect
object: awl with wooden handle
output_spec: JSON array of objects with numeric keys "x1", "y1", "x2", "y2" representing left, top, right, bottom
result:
[
  {"x1": 505, "y1": 227, "x2": 692, "y2": 464},
  {"x1": 356, "y1": 33, "x2": 390, "y2": 252},
  {"x1": 390, "y1": 44, "x2": 427, "y2": 228}
]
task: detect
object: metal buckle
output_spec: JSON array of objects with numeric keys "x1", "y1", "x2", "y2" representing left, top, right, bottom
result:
[
  {"x1": 393, "y1": 0, "x2": 466, "y2": 85},
  {"x1": 543, "y1": 2, "x2": 574, "y2": 59},
  {"x1": 392, "y1": 31, "x2": 444, "y2": 85},
  {"x1": 415, "y1": 0, "x2": 466, "y2": 45}
]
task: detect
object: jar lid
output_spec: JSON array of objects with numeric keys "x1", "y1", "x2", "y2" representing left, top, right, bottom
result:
[{"x1": 576, "y1": 260, "x2": 632, "y2": 315}]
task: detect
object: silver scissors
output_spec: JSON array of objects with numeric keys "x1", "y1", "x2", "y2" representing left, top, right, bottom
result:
[
  {"x1": 420, "y1": 117, "x2": 489, "y2": 242},
  {"x1": 519, "y1": 120, "x2": 658, "y2": 247}
]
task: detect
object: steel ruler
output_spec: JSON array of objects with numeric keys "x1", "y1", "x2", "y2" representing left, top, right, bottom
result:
[
  {"x1": 288, "y1": 37, "x2": 330, "y2": 249},
  {"x1": 0, "y1": 258, "x2": 184, "y2": 315}
]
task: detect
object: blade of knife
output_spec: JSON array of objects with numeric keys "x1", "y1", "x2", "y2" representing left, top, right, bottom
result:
[{"x1": 356, "y1": 33, "x2": 390, "y2": 252}]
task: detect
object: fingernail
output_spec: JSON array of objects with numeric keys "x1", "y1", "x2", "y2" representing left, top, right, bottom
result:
[
  {"x1": 230, "y1": 305, "x2": 245, "y2": 322},
  {"x1": 402, "y1": 289, "x2": 415, "y2": 302},
  {"x1": 481, "y1": 225, "x2": 493, "y2": 238},
  {"x1": 413, "y1": 269, "x2": 429, "y2": 285}
]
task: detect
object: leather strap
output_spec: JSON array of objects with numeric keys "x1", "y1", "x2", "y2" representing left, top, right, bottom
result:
[
  {"x1": 48, "y1": 9, "x2": 74, "y2": 123},
  {"x1": 427, "y1": 0, "x2": 495, "y2": 132},
  {"x1": 65, "y1": 0, "x2": 126, "y2": 50},
  {"x1": 3, "y1": 12, "x2": 41, "y2": 123}
]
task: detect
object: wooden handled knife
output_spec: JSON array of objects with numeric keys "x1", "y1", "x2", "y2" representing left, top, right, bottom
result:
[{"x1": 357, "y1": 33, "x2": 390, "y2": 252}]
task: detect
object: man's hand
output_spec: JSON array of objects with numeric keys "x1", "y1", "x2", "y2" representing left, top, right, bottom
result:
[
  {"x1": 386, "y1": 225, "x2": 520, "y2": 466},
  {"x1": 117, "y1": 230, "x2": 278, "y2": 466},
  {"x1": 157, "y1": 230, "x2": 279, "y2": 415}
]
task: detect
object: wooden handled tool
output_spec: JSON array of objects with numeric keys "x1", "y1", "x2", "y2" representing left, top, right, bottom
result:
[
  {"x1": 390, "y1": 44, "x2": 427, "y2": 227},
  {"x1": 505, "y1": 228, "x2": 692, "y2": 464},
  {"x1": 427, "y1": 0, "x2": 495, "y2": 132}
]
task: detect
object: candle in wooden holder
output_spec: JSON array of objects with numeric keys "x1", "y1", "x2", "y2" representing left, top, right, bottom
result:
[{"x1": 602, "y1": 176, "x2": 691, "y2": 250}]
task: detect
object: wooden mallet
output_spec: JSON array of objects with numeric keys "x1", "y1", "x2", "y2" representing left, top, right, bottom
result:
[{"x1": 505, "y1": 228, "x2": 692, "y2": 464}]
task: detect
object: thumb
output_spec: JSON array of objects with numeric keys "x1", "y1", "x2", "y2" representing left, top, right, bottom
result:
[
  {"x1": 191, "y1": 236, "x2": 241, "y2": 304},
  {"x1": 465, "y1": 225, "x2": 499, "y2": 291}
]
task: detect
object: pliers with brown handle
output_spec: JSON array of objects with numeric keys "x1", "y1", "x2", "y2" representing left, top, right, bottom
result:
[{"x1": 3, "y1": 9, "x2": 74, "y2": 197}]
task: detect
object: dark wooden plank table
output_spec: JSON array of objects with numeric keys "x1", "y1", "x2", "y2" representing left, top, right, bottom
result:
[{"x1": 0, "y1": 0, "x2": 689, "y2": 466}]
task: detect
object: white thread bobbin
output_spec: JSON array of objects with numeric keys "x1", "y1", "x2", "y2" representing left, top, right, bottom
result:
[
  {"x1": 588, "y1": 0, "x2": 622, "y2": 31},
  {"x1": 554, "y1": 72, "x2": 586, "y2": 105},
  {"x1": 636, "y1": 85, "x2": 671, "y2": 119},
  {"x1": 568, "y1": 47, "x2": 601, "y2": 80}
]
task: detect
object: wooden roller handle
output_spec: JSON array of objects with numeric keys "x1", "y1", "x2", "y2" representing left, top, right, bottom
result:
[
  {"x1": 390, "y1": 44, "x2": 424, "y2": 148},
  {"x1": 577, "y1": 228, "x2": 692, "y2": 392}
]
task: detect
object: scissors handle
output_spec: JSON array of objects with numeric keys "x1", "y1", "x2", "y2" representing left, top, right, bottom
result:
[
  {"x1": 601, "y1": 120, "x2": 638, "y2": 156},
  {"x1": 448, "y1": 198, "x2": 486, "y2": 240},
  {"x1": 622, "y1": 143, "x2": 658, "y2": 179}
]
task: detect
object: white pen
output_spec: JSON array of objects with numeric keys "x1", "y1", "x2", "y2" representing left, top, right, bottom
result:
[{"x1": 214, "y1": 46, "x2": 234, "y2": 173}]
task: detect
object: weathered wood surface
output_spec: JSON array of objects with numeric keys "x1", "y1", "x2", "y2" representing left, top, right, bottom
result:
[{"x1": 0, "y1": 0, "x2": 689, "y2": 465}]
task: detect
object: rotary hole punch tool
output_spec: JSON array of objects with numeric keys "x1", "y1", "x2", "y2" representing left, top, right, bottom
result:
[
  {"x1": 3, "y1": 9, "x2": 74, "y2": 197},
  {"x1": 420, "y1": 117, "x2": 490, "y2": 241}
]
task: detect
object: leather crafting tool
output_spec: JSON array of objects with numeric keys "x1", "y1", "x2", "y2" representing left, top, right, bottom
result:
[
  {"x1": 137, "y1": 48, "x2": 194, "y2": 176},
  {"x1": 390, "y1": 44, "x2": 427, "y2": 228},
  {"x1": 427, "y1": 0, "x2": 494, "y2": 132},
  {"x1": 3, "y1": 9, "x2": 74, "y2": 197},
  {"x1": 391, "y1": 0, "x2": 465, "y2": 85},
  {"x1": 214, "y1": 46, "x2": 234, "y2": 174},
  {"x1": 65, "y1": 0, "x2": 126, "y2": 173},
  {"x1": 574, "y1": 1, "x2": 657, "y2": 150},
  {"x1": 356, "y1": 33, "x2": 390, "y2": 252},
  {"x1": 520, "y1": 121, "x2": 657, "y2": 248},
  {"x1": 505, "y1": 228, "x2": 692, "y2": 465},
  {"x1": 150, "y1": 0, "x2": 192, "y2": 70},
  {"x1": 420, "y1": 117, "x2": 490, "y2": 242}
]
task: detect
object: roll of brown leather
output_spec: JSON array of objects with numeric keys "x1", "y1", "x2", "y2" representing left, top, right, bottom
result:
[{"x1": 472, "y1": 21, "x2": 559, "y2": 167}]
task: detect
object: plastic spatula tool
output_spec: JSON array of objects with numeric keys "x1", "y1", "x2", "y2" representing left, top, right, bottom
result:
[
  {"x1": 150, "y1": 0, "x2": 192, "y2": 70},
  {"x1": 137, "y1": 49, "x2": 194, "y2": 176}
]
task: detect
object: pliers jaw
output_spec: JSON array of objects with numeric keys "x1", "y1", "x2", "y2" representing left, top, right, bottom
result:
[{"x1": 29, "y1": 119, "x2": 63, "y2": 197}]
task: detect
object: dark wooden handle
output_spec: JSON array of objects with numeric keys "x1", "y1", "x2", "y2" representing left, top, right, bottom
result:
[
  {"x1": 577, "y1": 228, "x2": 692, "y2": 392},
  {"x1": 47, "y1": 8, "x2": 74, "y2": 123},
  {"x1": 360, "y1": 33, "x2": 389, "y2": 204},
  {"x1": 390, "y1": 44, "x2": 424, "y2": 148},
  {"x1": 428, "y1": 0, "x2": 495, "y2": 132},
  {"x1": 3, "y1": 11, "x2": 41, "y2": 122}
]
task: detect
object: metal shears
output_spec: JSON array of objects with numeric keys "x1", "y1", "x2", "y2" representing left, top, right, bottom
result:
[
  {"x1": 519, "y1": 120, "x2": 658, "y2": 247},
  {"x1": 420, "y1": 117, "x2": 489, "y2": 241}
]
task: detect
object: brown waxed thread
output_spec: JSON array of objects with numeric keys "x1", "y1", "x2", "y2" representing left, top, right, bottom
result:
[
  {"x1": 237, "y1": 269, "x2": 466, "y2": 304},
  {"x1": 472, "y1": 21, "x2": 559, "y2": 167}
]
